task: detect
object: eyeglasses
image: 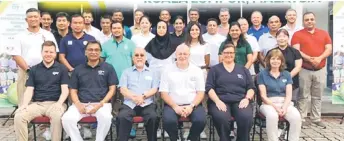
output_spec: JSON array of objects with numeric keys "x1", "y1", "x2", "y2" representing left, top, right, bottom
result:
[
  {"x1": 134, "y1": 54, "x2": 145, "y2": 57},
  {"x1": 222, "y1": 52, "x2": 235, "y2": 55},
  {"x1": 87, "y1": 49, "x2": 101, "y2": 52}
]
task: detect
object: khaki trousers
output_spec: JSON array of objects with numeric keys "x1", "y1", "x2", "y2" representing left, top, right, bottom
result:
[
  {"x1": 17, "y1": 68, "x2": 28, "y2": 107},
  {"x1": 14, "y1": 101, "x2": 67, "y2": 141},
  {"x1": 297, "y1": 68, "x2": 326, "y2": 122}
]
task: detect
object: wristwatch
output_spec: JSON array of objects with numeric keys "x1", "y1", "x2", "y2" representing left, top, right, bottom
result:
[
  {"x1": 26, "y1": 68, "x2": 30, "y2": 73},
  {"x1": 142, "y1": 94, "x2": 147, "y2": 99},
  {"x1": 190, "y1": 103, "x2": 196, "y2": 109}
]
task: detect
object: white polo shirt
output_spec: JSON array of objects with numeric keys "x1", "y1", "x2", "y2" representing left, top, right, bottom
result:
[
  {"x1": 159, "y1": 63, "x2": 205, "y2": 105},
  {"x1": 8, "y1": 28, "x2": 58, "y2": 67},
  {"x1": 281, "y1": 24, "x2": 303, "y2": 44},
  {"x1": 183, "y1": 43, "x2": 210, "y2": 67},
  {"x1": 84, "y1": 26, "x2": 102, "y2": 42},
  {"x1": 258, "y1": 32, "x2": 277, "y2": 56},
  {"x1": 131, "y1": 33, "x2": 155, "y2": 48},
  {"x1": 146, "y1": 52, "x2": 176, "y2": 79},
  {"x1": 245, "y1": 34, "x2": 260, "y2": 75},
  {"x1": 99, "y1": 31, "x2": 112, "y2": 44},
  {"x1": 202, "y1": 33, "x2": 226, "y2": 67}
]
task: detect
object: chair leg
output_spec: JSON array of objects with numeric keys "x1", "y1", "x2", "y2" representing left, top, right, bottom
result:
[
  {"x1": 110, "y1": 125, "x2": 113, "y2": 141},
  {"x1": 286, "y1": 122, "x2": 290, "y2": 141},
  {"x1": 259, "y1": 120, "x2": 262, "y2": 141},
  {"x1": 33, "y1": 123, "x2": 37, "y2": 141},
  {"x1": 208, "y1": 117, "x2": 212, "y2": 141},
  {"x1": 251, "y1": 117, "x2": 256, "y2": 141}
]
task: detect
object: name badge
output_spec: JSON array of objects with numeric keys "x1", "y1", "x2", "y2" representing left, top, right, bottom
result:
[
  {"x1": 68, "y1": 41, "x2": 73, "y2": 45},
  {"x1": 83, "y1": 41, "x2": 88, "y2": 46},
  {"x1": 145, "y1": 76, "x2": 152, "y2": 80},
  {"x1": 190, "y1": 76, "x2": 196, "y2": 81}
]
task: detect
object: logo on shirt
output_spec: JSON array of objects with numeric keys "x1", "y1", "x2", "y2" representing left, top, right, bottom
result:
[
  {"x1": 190, "y1": 76, "x2": 196, "y2": 81},
  {"x1": 83, "y1": 41, "x2": 88, "y2": 46},
  {"x1": 282, "y1": 79, "x2": 287, "y2": 83},
  {"x1": 98, "y1": 70, "x2": 105, "y2": 75},
  {"x1": 124, "y1": 45, "x2": 128, "y2": 50},
  {"x1": 237, "y1": 74, "x2": 244, "y2": 79},
  {"x1": 52, "y1": 72, "x2": 59, "y2": 75},
  {"x1": 68, "y1": 41, "x2": 73, "y2": 45}
]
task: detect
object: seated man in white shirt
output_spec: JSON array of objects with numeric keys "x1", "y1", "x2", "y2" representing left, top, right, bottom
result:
[{"x1": 160, "y1": 44, "x2": 206, "y2": 141}]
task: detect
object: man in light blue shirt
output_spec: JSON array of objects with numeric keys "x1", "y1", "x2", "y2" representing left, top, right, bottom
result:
[{"x1": 117, "y1": 48, "x2": 159, "y2": 141}]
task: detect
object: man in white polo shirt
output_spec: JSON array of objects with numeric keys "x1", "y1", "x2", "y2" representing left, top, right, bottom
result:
[
  {"x1": 203, "y1": 18, "x2": 226, "y2": 67},
  {"x1": 8, "y1": 8, "x2": 57, "y2": 106},
  {"x1": 160, "y1": 44, "x2": 206, "y2": 141},
  {"x1": 258, "y1": 15, "x2": 281, "y2": 68}
]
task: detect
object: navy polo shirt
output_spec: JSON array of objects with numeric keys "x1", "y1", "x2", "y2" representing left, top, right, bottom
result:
[
  {"x1": 205, "y1": 63, "x2": 255, "y2": 103},
  {"x1": 69, "y1": 62, "x2": 118, "y2": 103},
  {"x1": 26, "y1": 61, "x2": 69, "y2": 102},
  {"x1": 59, "y1": 33, "x2": 96, "y2": 67},
  {"x1": 257, "y1": 69, "x2": 293, "y2": 97}
]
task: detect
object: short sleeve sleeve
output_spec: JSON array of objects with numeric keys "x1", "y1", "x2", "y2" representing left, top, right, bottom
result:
[
  {"x1": 291, "y1": 31, "x2": 301, "y2": 46},
  {"x1": 25, "y1": 68, "x2": 35, "y2": 87},
  {"x1": 107, "y1": 65, "x2": 119, "y2": 86},
  {"x1": 159, "y1": 69, "x2": 170, "y2": 92},
  {"x1": 69, "y1": 69, "x2": 79, "y2": 89},
  {"x1": 324, "y1": 32, "x2": 332, "y2": 45},
  {"x1": 205, "y1": 43, "x2": 211, "y2": 55},
  {"x1": 196, "y1": 68, "x2": 205, "y2": 91},
  {"x1": 59, "y1": 37, "x2": 67, "y2": 54},
  {"x1": 152, "y1": 70, "x2": 160, "y2": 88},
  {"x1": 46, "y1": 32, "x2": 59, "y2": 52},
  {"x1": 246, "y1": 43, "x2": 253, "y2": 54},
  {"x1": 257, "y1": 71, "x2": 265, "y2": 85},
  {"x1": 60, "y1": 66, "x2": 69, "y2": 85},
  {"x1": 119, "y1": 69, "x2": 129, "y2": 88},
  {"x1": 285, "y1": 71, "x2": 293, "y2": 85}
]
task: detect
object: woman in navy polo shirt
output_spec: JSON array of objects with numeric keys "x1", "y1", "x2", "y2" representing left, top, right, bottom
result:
[
  {"x1": 206, "y1": 43, "x2": 255, "y2": 141},
  {"x1": 257, "y1": 49, "x2": 301, "y2": 141},
  {"x1": 266, "y1": 29, "x2": 302, "y2": 102}
]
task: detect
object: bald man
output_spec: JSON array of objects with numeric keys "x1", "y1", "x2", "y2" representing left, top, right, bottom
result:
[
  {"x1": 117, "y1": 48, "x2": 159, "y2": 141},
  {"x1": 258, "y1": 15, "x2": 281, "y2": 68},
  {"x1": 160, "y1": 45, "x2": 206, "y2": 141}
]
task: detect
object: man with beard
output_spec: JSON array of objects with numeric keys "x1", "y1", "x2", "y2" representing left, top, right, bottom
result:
[
  {"x1": 101, "y1": 21, "x2": 136, "y2": 80},
  {"x1": 112, "y1": 10, "x2": 132, "y2": 39},
  {"x1": 83, "y1": 11, "x2": 102, "y2": 42},
  {"x1": 59, "y1": 14, "x2": 95, "y2": 72},
  {"x1": 258, "y1": 15, "x2": 281, "y2": 68},
  {"x1": 9, "y1": 8, "x2": 58, "y2": 107},
  {"x1": 14, "y1": 41, "x2": 69, "y2": 141},
  {"x1": 62, "y1": 41, "x2": 118, "y2": 141},
  {"x1": 117, "y1": 48, "x2": 159, "y2": 141}
]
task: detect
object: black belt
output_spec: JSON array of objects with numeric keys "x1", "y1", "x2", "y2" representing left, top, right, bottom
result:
[
  {"x1": 200, "y1": 66, "x2": 209, "y2": 69},
  {"x1": 303, "y1": 67, "x2": 322, "y2": 71}
]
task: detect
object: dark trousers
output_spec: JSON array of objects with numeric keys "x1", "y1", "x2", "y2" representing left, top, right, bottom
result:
[
  {"x1": 116, "y1": 104, "x2": 159, "y2": 141},
  {"x1": 163, "y1": 105, "x2": 206, "y2": 141},
  {"x1": 208, "y1": 102, "x2": 253, "y2": 141}
]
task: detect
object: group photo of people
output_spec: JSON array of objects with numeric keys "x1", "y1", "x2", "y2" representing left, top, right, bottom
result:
[{"x1": 0, "y1": 1, "x2": 336, "y2": 141}]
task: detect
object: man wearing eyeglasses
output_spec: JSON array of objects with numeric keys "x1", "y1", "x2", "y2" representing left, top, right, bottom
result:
[
  {"x1": 116, "y1": 48, "x2": 159, "y2": 141},
  {"x1": 62, "y1": 41, "x2": 118, "y2": 141}
]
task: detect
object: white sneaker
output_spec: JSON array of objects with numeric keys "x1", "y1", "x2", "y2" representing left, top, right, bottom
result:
[
  {"x1": 42, "y1": 128, "x2": 51, "y2": 141},
  {"x1": 83, "y1": 127, "x2": 92, "y2": 139},
  {"x1": 277, "y1": 129, "x2": 283, "y2": 137},
  {"x1": 157, "y1": 129, "x2": 169, "y2": 138},
  {"x1": 183, "y1": 131, "x2": 189, "y2": 139},
  {"x1": 200, "y1": 131, "x2": 207, "y2": 139}
]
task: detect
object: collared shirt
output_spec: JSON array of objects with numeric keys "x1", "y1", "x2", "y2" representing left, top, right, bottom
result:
[
  {"x1": 59, "y1": 33, "x2": 95, "y2": 68},
  {"x1": 130, "y1": 25, "x2": 141, "y2": 36},
  {"x1": 159, "y1": 63, "x2": 205, "y2": 105},
  {"x1": 8, "y1": 28, "x2": 58, "y2": 67},
  {"x1": 218, "y1": 24, "x2": 229, "y2": 37},
  {"x1": 99, "y1": 31, "x2": 112, "y2": 44},
  {"x1": 101, "y1": 37, "x2": 136, "y2": 79},
  {"x1": 84, "y1": 26, "x2": 102, "y2": 42},
  {"x1": 69, "y1": 62, "x2": 118, "y2": 103},
  {"x1": 26, "y1": 61, "x2": 69, "y2": 102},
  {"x1": 258, "y1": 32, "x2": 277, "y2": 56},
  {"x1": 203, "y1": 33, "x2": 226, "y2": 67},
  {"x1": 205, "y1": 63, "x2": 254, "y2": 103},
  {"x1": 53, "y1": 29, "x2": 71, "y2": 47},
  {"x1": 257, "y1": 69, "x2": 293, "y2": 97},
  {"x1": 281, "y1": 24, "x2": 303, "y2": 44},
  {"x1": 245, "y1": 34, "x2": 260, "y2": 75},
  {"x1": 119, "y1": 66, "x2": 159, "y2": 109},
  {"x1": 131, "y1": 32, "x2": 155, "y2": 48},
  {"x1": 291, "y1": 28, "x2": 332, "y2": 69},
  {"x1": 247, "y1": 25, "x2": 269, "y2": 41}
]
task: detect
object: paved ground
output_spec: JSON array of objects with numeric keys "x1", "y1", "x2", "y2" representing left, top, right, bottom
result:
[{"x1": 1, "y1": 117, "x2": 344, "y2": 141}]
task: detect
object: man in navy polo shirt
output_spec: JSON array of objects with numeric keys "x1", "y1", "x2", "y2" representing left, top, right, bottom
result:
[
  {"x1": 14, "y1": 41, "x2": 69, "y2": 141},
  {"x1": 62, "y1": 41, "x2": 118, "y2": 141},
  {"x1": 59, "y1": 14, "x2": 95, "y2": 72}
]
